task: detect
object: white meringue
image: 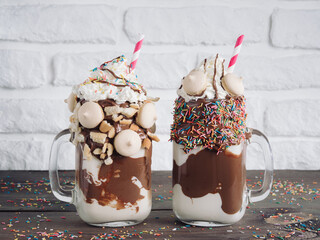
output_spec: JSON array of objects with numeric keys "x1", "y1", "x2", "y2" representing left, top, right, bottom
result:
[
  {"x1": 65, "y1": 93, "x2": 77, "y2": 112},
  {"x1": 182, "y1": 69, "x2": 207, "y2": 96},
  {"x1": 136, "y1": 102, "x2": 157, "y2": 129},
  {"x1": 78, "y1": 102, "x2": 104, "y2": 129},
  {"x1": 114, "y1": 129, "x2": 142, "y2": 157},
  {"x1": 221, "y1": 73, "x2": 244, "y2": 97}
]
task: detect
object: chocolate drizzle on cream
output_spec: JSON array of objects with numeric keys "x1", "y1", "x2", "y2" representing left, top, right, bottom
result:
[
  {"x1": 94, "y1": 56, "x2": 147, "y2": 94},
  {"x1": 203, "y1": 58, "x2": 207, "y2": 72},
  {"x1": 92, "y1": 68, "x2": 146, "y2": 94},
  {"x1": 221, "y1": 59, "x2": 225, "y2": 78},
  {"x1": 173, "y1": 146, "x2": 246, "y2": 214},
  {"x1": 212, "y1": 54, "x2": 219, "y2": 100}
]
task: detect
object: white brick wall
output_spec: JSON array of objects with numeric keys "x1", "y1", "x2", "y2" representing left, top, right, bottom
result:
[
  {"x1": 271, "y1": 9, "x2": 320, "y2": 49},
  {"x1": 0, "y1": 99, "x2": 69, "y2": 133},
  {"x1": 0, "y1": 138, "x2": 47, "y2": 170},
  {"x1": 0, "y1": 0, "x2": 319, "y2": 171},
  {"x1": 0, "y1": 50, "x2": 47, "y2": 88},
  {"x1": 125, "y1": 7, "x2": 269, "y2": 45},
  {"x1": 0, "y1": 5, "x2": 118, "y2": 43}
]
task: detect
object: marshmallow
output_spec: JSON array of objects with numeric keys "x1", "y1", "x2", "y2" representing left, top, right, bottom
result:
[
  {"x1": 136, "y1": 102, "x2": 157, "y2": 129},
  {"x1": 78, "y1": 102, "x2": 104, "y2": 129},
  {"x1": 182, "y1": 69, "x2": 207, "y2": 96},
  {"x1": 64, "y1": 93, "x2": 77, "y2": 112},
  {"x1": 221, "y1": 73, "x2": 244, "y2": 97},
  {"x1": 114, "y1": 129, "x2": 142, "y2": 157}
]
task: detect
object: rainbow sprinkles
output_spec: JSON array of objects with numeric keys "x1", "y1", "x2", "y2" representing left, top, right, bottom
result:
[
  {"x1": 81, "y1": 55, "x2": 145, "y2": 94},
  {"x1": 170, "y1": 96, "x2": 247, "y2": 154},
  {"x1": 73, "y1": 55, "x2": 147, "y2": 104}
]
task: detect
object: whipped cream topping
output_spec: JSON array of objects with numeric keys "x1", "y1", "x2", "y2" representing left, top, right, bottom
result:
[
  {"x1": 177, "y1": 54, "x2": 228, "y2": 102},
  {"x1": 73, "y1": 83, "x2": 146, "y2": 104},
  {"x1": 72, "y1": 55, "x2": 147, "y2": 104}
]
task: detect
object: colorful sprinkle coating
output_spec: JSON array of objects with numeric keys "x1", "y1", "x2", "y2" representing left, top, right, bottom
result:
[{"x1": 170, "y1": 96, "x2": 247, "y2": 153}]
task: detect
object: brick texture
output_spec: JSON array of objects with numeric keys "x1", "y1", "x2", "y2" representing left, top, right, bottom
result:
[
  {"x1": 53, "y1": 51, "x2": 120, "y2": 86},
  {"x1": 125, "y1": 7, "x2": 269, "y2": 45},
  {"x1": 246, "y1": 96, "x2": 265, "y2": 131},
  {"x1": 54, "y1": 52, "x2": 197, "y2": 89},
  {"x1": 264, "y1": 99, "x2": 320, "y2": 136},
  {"x1": 237, "y1": 55, "x2": 320, "y2": 90},
  {"x1": 0, "y1": 5, "x2": 118, "y2": 43},
  {"x1": 271, "y1": 139, "x2": 320, "y2": 169},
  {"x1": 138, "y1": 52, "x2": 197, "y2": 89},
  {"x1": 0, "y1": 99, "x2": 69, "y2": 133},
  {"x1": 0, "y1": 2, "x2": 319, "y2": 170},
  {"x1": 152, "y1": 134, "x2": 172, "y2": 170},
  {"x1": 0, "y1": 50, "x2": 46, "y2": 88},
  {"x1": 0, "y1": 139, "x2": 47, "y2": 170},
  {"x1": 271, "y1": 9, "x2": 320, "y2": 49},
  {"x1": 155, "y1": 99, "x2": 174, "y2": 134}
]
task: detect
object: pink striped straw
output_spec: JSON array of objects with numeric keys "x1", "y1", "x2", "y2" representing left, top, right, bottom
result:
[
  {"x1": 227, "y1": 35, "x2": 244, "y2": 73},
  {"x1": 130, "y1": 34, "x2": 144, "y2": 72}
]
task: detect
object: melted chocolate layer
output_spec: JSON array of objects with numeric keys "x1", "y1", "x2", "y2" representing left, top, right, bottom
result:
[
  {"x1": 173, "y1": 146, "x2": 246, "y2": 214},
  {"x1": 76, "y1": 144, "x2": 152, "y2": 209}
]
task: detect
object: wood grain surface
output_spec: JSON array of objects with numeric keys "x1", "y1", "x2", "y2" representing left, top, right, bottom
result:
[{"x1": 0, "y1": 170, "x2": 319, "y2": 239}]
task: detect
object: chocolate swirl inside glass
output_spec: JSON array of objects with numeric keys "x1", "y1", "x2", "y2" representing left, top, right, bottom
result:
[
  {"x1": 49, "y1": 56, "x2": 159, "y2": 227},
  {"x1": 170, "y1": 55, "x2": 273, "y2": 227}
]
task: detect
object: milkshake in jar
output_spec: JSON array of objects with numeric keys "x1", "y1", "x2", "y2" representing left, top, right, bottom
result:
[
  {"x1": 49, "y1": 55, "x2": 159, "y2": 227},
  {"x1": 170, "y1": 48, "x2": 273, "y2": 227}
]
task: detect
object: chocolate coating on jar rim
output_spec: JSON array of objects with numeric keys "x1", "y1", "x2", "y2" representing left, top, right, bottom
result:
[
  {"x1": 76, "y1": 143, "x2": 152, "y2": 211},
  {"x1": 170, "y1": 96, "x2": 247, "y2": 153},
  {"x1": 173, "y1": 146, "x2": 246, "y2": 214}
]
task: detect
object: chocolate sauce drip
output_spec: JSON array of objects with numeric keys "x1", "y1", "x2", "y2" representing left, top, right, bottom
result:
[
  {"x1": 79, "y1": 99, "x2": 86, "y2": 105},
  {"x1": 99, "y1": 56, "x2": 123, "y2": 69},
  {"x1": 105, "y1": 68, "x2": 123, "y2": 80},
  {"x1": 221, "y1": 59, "x2": 225, "y2": 78},
  {"x1": 94, "y1": 80, "x2": 142, "y2": 93},
  {"x1": 173, "y1": 147, "x2": 246, "y2": 214},
  {"x1": 77, "y1": 144, "x2": 152, "y2": 209},
  {"x1": 96, "y1": 56, "x2": 147, "y2": 95},
  {"x1": 204, "y1": 58, "x2": 207, "y2": 72},
  {"x1": 220, "y1": 59, "x2": 226, "y2": 91},
  {"x1": 93, "y1": 78, "x2": 144, "y2": 94},
  {"x1": 212, "y1": 54, "x2": 219, "y2": 99},
  {"x1": 97, "y1": 99, "x2": 129, "y2": 109}
]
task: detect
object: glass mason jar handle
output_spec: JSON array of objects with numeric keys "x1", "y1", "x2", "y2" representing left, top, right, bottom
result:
[
  {"x1": 247, "y1": 128, "x2": 274, "y2": 203},
  {"x1": 49, "y1": 129, "x2": 74, "y2": 203}
]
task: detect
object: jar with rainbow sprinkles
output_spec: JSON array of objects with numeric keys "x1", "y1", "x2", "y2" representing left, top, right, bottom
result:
[{"x1": 170, "y1": 36, "x2": 274, "y2": 227}]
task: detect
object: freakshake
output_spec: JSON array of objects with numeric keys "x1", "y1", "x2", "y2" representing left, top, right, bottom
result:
[
  {"x1": 65, "y1": 55, "x2": 159, "y2": 225},
  {"x1": 170, "y1": 54, "x2": 250, "y2": 225}
]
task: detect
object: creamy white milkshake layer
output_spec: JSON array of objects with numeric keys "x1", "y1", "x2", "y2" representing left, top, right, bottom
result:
[
  {"x1": 74, "y1": 154, "x2": 151, "y2": 224},
  {"x1": 172, "y1": 142, "x2": 247, "y2": 223}
]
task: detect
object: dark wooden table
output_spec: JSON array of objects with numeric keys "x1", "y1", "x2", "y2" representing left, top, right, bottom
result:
[{"x1": 0, "y1": 170, "x2": 319, "y2": 239}]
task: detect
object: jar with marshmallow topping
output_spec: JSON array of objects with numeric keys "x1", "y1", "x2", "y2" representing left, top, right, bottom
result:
[
  {"x1": 170, "y1": 54, "x2": 273, "y2": 227},
  {"x1": 49, "y1": 56, "x2": 159, "y2": 227}
]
